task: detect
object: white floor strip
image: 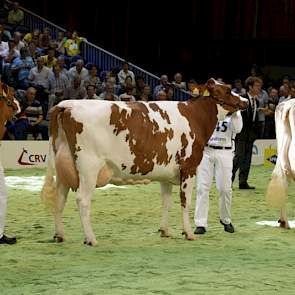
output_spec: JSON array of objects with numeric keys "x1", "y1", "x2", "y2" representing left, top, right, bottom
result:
[
  {"x1": 5, "y1": 176, "x2": 125, "y2": 192},
  {"x1": 256, "y1": 220, "x2": 295, "y2": 228}
]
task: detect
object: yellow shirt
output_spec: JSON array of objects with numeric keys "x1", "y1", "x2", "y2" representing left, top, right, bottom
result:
[
  {"x1": 64, "y1": 37, "x2": 85, "y2": 56},
  {"x1": 41, "y1": 55, "x2": 57, "y2": 68}
]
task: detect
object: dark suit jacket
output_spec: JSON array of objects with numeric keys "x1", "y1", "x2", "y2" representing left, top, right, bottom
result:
[{"x1": 235, "y1": 93, "x2": 259, "y2": 142}]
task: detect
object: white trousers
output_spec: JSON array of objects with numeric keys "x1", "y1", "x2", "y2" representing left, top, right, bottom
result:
[
  {"x1": 0, "y1": 161, "x2": 7, "y2": 237},
  {"x1": 194, "y1": 147, "x2": 233, "y2": 228}
]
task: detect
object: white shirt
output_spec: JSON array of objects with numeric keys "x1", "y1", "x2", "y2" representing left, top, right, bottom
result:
[
  {"x1": 207, "y1": 112, "x2": 243, "y2": 148},
  {"x1": 0, "y1": 41, "x2": 9, "y2": 58},
  {"x1": 248, "y1": 93, "x2": 257, "y2": 122}
]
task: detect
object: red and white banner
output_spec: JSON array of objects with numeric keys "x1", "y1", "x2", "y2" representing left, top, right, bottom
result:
[
  {"x1": 0, "y1": 141, "x2": 49, "y2": 169},
  {"x1": 0, "y1": 139, "x2": 277, "y2": 169}
]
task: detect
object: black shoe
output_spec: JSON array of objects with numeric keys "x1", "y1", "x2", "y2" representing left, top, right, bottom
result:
[
  {"x1": 194, "y1": 226, "x2": 206, "y2": 234},
  {"x1": 239, "y1": 183, "x2": 255, "y2": 189},
  {"x1": 220, "y1": 220, "x2": 235, "y2": 233},
  {"x1": 0, "y1": 234, "x2": 17, "y2": 244}
]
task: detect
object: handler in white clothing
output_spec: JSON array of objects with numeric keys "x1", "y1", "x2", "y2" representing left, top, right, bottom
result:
[
  {"x1": 0, "y1": 84, "x2": 19, "y2": 244},
  {"x1": 194, "y1": 111, "x2": 243, "y2": 234}
]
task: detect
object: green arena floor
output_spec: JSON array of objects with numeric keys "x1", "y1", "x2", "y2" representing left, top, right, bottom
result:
[{"x1": 1, "y1": 166, "x2": 295, "y2": 295}]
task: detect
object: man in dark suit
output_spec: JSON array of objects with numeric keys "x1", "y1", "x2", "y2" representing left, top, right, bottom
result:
[{"x1": 232, "y1": 76, "x2": 262, "y2": 189}]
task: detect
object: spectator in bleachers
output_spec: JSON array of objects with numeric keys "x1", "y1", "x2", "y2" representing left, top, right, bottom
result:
[
  {"x1": 118, "y1": 85, "x2": 136, "y2": 101},
  {"x1": 41, "y1": 47, "x2": 57, "y2": 69},
  {"x1": 118, "y1": 75, "x2": 136, "y2": 96},
  {"x1": 104, "y1": 93, "x2": 116, "y2": 101},
  {"x1": 155, "y1": 90, "x2": 167, "y2": 101},
  {"x1": 9, "y1": 87, "x2": 48, "y2": 140},
  {"x1": 153, "y1": 74, "x2": 169, "y2": 99},
  {"x1": 290, "y1": 84, "x2": 295, "y2": 99},
  {"x1": 56, "y1": 55, "x2": 69, "y2": 78},
  {"x1": 84, "y1": 64, "x2": 102, "y2": 94},
  {"x1": 68, "y1": 59, "x2": 88, "y2": 82},
  {"x1": 64, "y1": 30, "x2": 86, "y2": 62},
  {"x1": 0, "y1": 0, "x2": 9, "y2": 24},
  {"x1": 64, "y1": 75, "x2": 86, "y2": 100},
  {"x1": 256, "y1": 86, "x2": 269, "y2": 138},
  {"x1": 7, "y1": 2, "x2": 24, "y2": 26},
  {"x1": 2, "y1": 39, "x2": 20, "y2": 83},
  {"x1": 11, "y1": 46, "x2": 35, "y2": 89},
  {"x1": 28, "y1": 56, "x2": 53, "y2": 114},
  {"x1": 280, "y1": 75, "x2": 290, "y2": 90},
  {"x1": 27, "y1": 41, "x2": 42, "y2": 63},
  {"x1": 23, "y1": 28, "x2": 40, "y2": 45},
  {"x1": 0, "y1": 24, "x2": 11, "y2": 41},
  {"x1": 165, "y1": 86, "x2": 174, "y2": 100},
  {"x1": 109, "y1": 66, "x2": 120, "y2": 83},
  {"x1": 134, "y1": 75, "x2": 145, "y2": 100},
  {"x1": 139, "y1": 85, "x2": 152, "y2": 101},
  {"x1": 264, "y1": 87, "x2": 278, "y2": 139},
  {"x1": 13, "y1": 31, "x2": 24, "y2": 51},
  {"x1": 102, "y1": 76, "x2": 120, "y2": 95},
  {"x1": 232, "y1": 79, "x2": 246, "y2": 96},
  {"x1": 0, "y1": 34, "x2": 9, "y2": 73},
  {"x1": 47, "y1": 65, "x2": 69, "y2": 113},
  {"x1": 187, "y1": 79, "x2": 201, "y2": 98},
  {"x1": 28, "y1": 56, "x2": 53, "y2": 91},
  {"x1": 99, "y1": 82, "x2": 119, "y2": 101},
  {"x1": 278, "y1": 84, "x2": 290, "y2": 104},
  {"x1": 55, "y1": 31, "x2": 66, "y2": 55},
  {"x1": 172, "y1": 72, "x2": 186, "y2": 90},
  {"x1": 117, "y1": 61, "x2": 135, "y2": 87},
  {"x1": 84, "y1": 84, "x2": 100, "y2": 99},
  {"x1": 38, "y1": 27, "x2": 52, "y2": 52}
]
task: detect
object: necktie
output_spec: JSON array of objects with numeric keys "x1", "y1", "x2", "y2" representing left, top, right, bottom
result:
[{"x1": 252, "y1": 97, "x2": 256, "y2": 122}]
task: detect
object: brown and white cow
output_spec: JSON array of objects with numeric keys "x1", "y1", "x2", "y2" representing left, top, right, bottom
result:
[
  {"x1": 41, "y1": 78, "x2": 248, "y2": 245},
  {"x1": 266, "y1": 99, "x2": 295, "y2": 228},
  {"x1": 0, "y1": 82, "x2": 21, "y2": 139}
]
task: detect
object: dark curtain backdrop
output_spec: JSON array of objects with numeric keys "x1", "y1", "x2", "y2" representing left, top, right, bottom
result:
[{"x1": 21, "y1": 0, "x2": 295, "y2": 82}]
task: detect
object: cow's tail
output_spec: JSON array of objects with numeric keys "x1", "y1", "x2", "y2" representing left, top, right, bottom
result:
[
  {"x1": 266, "y1": 164, "x2": 288, "y2": 208},
  {"x1": 40, "y1": 137, "x2": 57, "y2": 212},
  {"x1": 40, "y1": 107, "x2": 63, "y2": 212}
]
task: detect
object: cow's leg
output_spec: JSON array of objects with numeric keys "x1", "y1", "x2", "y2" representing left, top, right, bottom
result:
[
  {"x1": 53, "y1": 180, "x2": 69, "y2": 242},
  {"x1": 180, "y1": 176, "x2": 196, "y2": 240},
  {"x1": 159, "y1": 182, "x2": 172, "y2": 237},
  {"x1": 75, "y1": 165, "x2": 100, "y2": 246},
  {"x1": 279, "y1": 207, "x2": 290, "y2": 229}
]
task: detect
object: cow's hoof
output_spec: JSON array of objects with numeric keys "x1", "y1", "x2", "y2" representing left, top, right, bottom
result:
[
  {"x1": 158, "y1": 228, "x2": 171, "y2": 237},
  {"x1": 53, "y1": 235, "x2": 64, "y2": 243},
  {"x1": 182, "y1": 231, "x2": 197, "y2": 240},
  {"x1": 278, "y1": 220, "x2": 291, "y2": 229},
  {"x1": 83, "y1": 239, "x2": 97, "y2": 246}
]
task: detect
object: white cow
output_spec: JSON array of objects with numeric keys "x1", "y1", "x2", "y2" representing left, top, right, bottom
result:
[
  {"x1": 267, "y1": 99, "x2": 295, "y2": 228},
  {"x1": 41, "y1": 79, "x2": 248, "y2": 245}
]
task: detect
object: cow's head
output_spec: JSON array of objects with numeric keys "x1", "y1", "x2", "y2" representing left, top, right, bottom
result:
[
  {"x1": 206, "y1": 78, "x2": 248, "y2": 112},
  {"x1": 0, "y1": 83, "x2": 20, "y2": 116},
  {"x1": 0, "y1": 82, "x2": 21, "y2": 139}
]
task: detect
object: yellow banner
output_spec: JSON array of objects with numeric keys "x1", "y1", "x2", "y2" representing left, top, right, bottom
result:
[{"x1": 264, "y1": 148, "x2": 277, "y2": 167}]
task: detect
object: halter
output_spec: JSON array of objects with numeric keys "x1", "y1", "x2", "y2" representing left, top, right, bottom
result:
[
  {"x1": 211, "y1": 94, "x2": 240, "y2": 112},
  {"x1": 0, "y1": 86, "x2": 18, "y2": 111}
]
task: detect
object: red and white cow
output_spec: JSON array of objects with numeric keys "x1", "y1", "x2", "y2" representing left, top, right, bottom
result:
[
  {"x1": 41, "y1": 79, "x2": 248, "y2": 245},
  {"x1": 266, "y1": 99, "x2": 295, "y2": 228}
]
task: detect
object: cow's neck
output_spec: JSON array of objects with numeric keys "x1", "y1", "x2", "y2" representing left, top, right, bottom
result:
[
  {"x1": 176, "y1": 96, "x2": 218, "y2": 180},
  {"x1": 179, "y1": 97, "x2": 218, "y2": 146},
  {"x1": 0, "y1": 102, "x2": 9, "y2": 139}
]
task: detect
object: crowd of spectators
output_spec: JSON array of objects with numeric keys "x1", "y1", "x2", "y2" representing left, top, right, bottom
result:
[{"x1": 0, "y1": 1, "x2": 292, "y2": 141}]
